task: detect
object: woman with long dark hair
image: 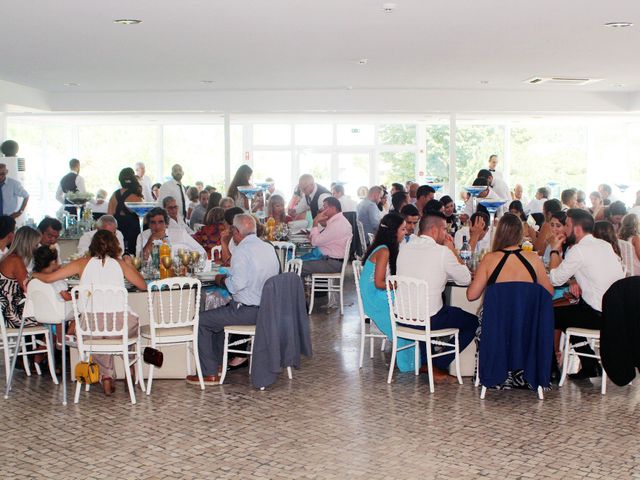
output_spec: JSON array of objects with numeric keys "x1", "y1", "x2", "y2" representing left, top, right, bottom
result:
[
  {"x1": 108, "y1": 168, "x2": 143, "y2": 255},
  {"x1": 508, "y1": 200, "x2": 537, "y2": 241},
  {"x1": 226, "y1": 164, "x2": 253, "y2": 210},
  {"x1": 359, "y1": 213, "x2": 414, "y2": 372},
  {"x1": 593, "y1": 221, "x2": 622, "y2": 259}
]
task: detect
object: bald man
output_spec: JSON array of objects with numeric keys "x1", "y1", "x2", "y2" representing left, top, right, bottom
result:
[{"x1": 290, "y1": 174, "x2": 331, "y2": 219}]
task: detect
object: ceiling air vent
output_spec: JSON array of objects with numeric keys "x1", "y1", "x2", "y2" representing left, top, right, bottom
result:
[{"x1": 524, "y1": 77, "x2": 602, "y2": 86}]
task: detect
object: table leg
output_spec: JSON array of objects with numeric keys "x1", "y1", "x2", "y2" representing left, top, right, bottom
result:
[
  {"x1": 62, "y1": 321, "x2": 67, "y2": 406},
  {"x1": 4, "y1": 317, "x2": 27, "y2": 399}
]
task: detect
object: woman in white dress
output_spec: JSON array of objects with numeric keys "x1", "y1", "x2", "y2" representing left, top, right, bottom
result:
[{"x1": 33, "y1": 230, "x2": 146, "y2": 395}]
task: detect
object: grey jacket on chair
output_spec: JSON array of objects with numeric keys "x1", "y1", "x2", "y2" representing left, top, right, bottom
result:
[{"x1": 250, "y1": 273, "x2": 313, "y2": 389}]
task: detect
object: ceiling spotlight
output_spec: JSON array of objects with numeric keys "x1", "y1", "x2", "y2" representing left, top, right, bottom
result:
[
  {"x1": 611, "y1": 83, "x2": 625, "y2": 88},
  {"x1": 200, "y1": 80, "x2": 215, "y2": 84},
  {"x1": 114, "y1": 19, "x2": 142, "y2": 25},
  {"x1": 346, "y1": 86, "x2": 354, "y2": 90},
  {"x1": 604, "y1": 22, "x2": 633, "y2": 28},
  {"x1": 382, "y1": 3, "x2": 397, "y2": 13},
  {"x1": 480, "y1": 80, "x2": 489, "y2": 85},
  {"x1": 358, "y1": 58, "x2": 368, "y2": 65},
  {"x1": 64, "y1": 82, "x2": 79, "y2": 87}
]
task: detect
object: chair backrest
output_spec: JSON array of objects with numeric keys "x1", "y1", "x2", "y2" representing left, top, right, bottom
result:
[
  {"x1": 147, "y1": 277, "x2": 201, "y2": 332},
  {"x1": 356, "y1": 221, "x2": 366, "y2": 257},
  {"x1": 340, "y1": 236, "x2": 353, "y2": 278},
  {"x1": 618, "y1": 239, "x2": 635, "y2": 277},
  {"x1": 386, "y1": 275, "x2": 430, "y2": 332},
  {"x1": 23, "y1": 279, "x2": 66, "y2": 324},
  {"x1": 272, "y1": 241, "x2": 296, "y2": 271},
  {"x1": 71, "y1": 284, "x2": 129, "y2": 347},
  {"x1": 367, "y1": 232, "x2": 374, "y2": 244},
  {"x1": 211, "y1": 245, "x2": 222, "y2": 262},
  {"x1": 352, "y1": 260, "x2": 366, "y2": 323},
  {"x1": 285, "y1": 258, "x2": 303, "y2": 276}
]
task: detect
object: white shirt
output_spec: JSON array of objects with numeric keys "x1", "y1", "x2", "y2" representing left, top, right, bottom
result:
[
  {"x1": 454, "y1": 226, "x2": 491, "y2": 254},
  {"x1": 135, "y1": 227, "x2": 206, "y2": 259},
  {"x1": 88, "y1": 199, "x2": 108, "y2": 214},
  {"x1": 337, "y1": 195, "x2": 358, "y2": 213},
  {"x1": 295, "y1": 184, "x2": 331, "y2": 215},
  {"x1": 158, "y1": 179, "x2": 187, "y2": 221},
  {"x1": 525, "y1": 198, "x2": 545, "y2": 215},
  {"x1": 77, "y1": 229, "x2": 125, "y2": 256},
  {"x1": 549, "y1": 234, "x2": 624, "y2": 311},
  {"x1": 0, "y1": 177, "x2": 29, "y2": 216},
  {"x1": 462, "y1": 188, "x2": 503, "y2": 218},
  {"x1": 55, "y1": 173, "x2": 86, "y2": 204},
  {"x1": 397, "y1": 235, "x2": 472, "y2": 316},
  {"x1": 139, "y1": 175, "x2": 154, "y2": 203},
  {"x1": 169, "y1": 217, "x2": 195, "y2": 235},
  {"x1": 491, "y1": 177, "x2": 510, "y2": 215}
]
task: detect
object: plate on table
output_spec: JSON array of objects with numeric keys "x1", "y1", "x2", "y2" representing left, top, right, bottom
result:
[{"x1": 196, "y1": 272, "x2": 217, "y2": 281}]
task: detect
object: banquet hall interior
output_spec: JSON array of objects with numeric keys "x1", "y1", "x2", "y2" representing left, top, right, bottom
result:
[{"x1": 2, "y1": 1, "x2": 640, "y2": 479}]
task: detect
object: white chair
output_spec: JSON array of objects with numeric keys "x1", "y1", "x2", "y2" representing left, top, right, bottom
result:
[
  {"x1": 220, "y1": 325, "x2": 292, "y2": 385},
  {"x1": 193, "y1": 223, "x2": 204, "y2": 232},
  {"x1": 211, "y1": 245, "x2": 222, "y2": 262},
  {"x1": 559, "y1": 328, "x2": 607, "y2": 395},
  {"x1": 618, "y1": 239, "x2": 635, "y2": 277},
  {"x1": 367, "y1": 232, "x2": 374, "y2": 244},
  {"x1": 1, "y1": 307, "x2": 58, "y2": 386},
  {"x1": 352, "y1": 260, "x2": 386, "y2": 368},
  {"x1": 385, "y1": 275, "x2": 463, "y2": 393},
  {"x1": 142, "y1": 278, "x2": 203, "y2": 394},
  {"x1": 285, "y1": 258, "x2": 303, "y2": 276},
  {"x1": 272, "y1": 241, "x2": 296, "y2": 270},
  {"x1": 71, "y1": 284, "x2": 145, "y2": 404},
  {"x1": 356, "y1": 221, "x2": 366, "y2": 257},
  {"x1": 308, "y1": 236, "x2": 353, "y2": 315}
]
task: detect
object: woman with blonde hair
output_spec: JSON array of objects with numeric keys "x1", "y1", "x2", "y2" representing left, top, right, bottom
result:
[{"x1": 267, "y1": 194, "x2": 292, "y2": 225}]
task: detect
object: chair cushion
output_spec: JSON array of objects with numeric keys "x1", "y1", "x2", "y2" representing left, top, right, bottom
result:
[
  {"x1": 5, "y1": 326, "x2": 50, "y2": 335},
  {"x1": 140, "y1": 325, "x2": 194, "y2": 338},
  {"x1": 224, "y1": 324, "x2": 256, "y2": 335},
  {"x1": 396, "y1": 325, "x2": 458, "y2": 339},
  {"x1": 82, "y1": 336, "x2": 138, "y2": 346}
]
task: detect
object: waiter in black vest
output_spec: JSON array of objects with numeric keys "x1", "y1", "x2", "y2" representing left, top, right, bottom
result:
[
  {"x1": 290, "y1": 174, "x2": 331, "y2": 219},
  {"x1": 55, "y1": 158, "x2": 86, "y2": 213}
]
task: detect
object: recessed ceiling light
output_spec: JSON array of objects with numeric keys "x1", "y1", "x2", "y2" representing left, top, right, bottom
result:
[
  {"x1": 382, "y1": 3, "x2": 397, "y2": 13},
  {"x1": 200, "y1": 80, "x2": 215, "y2": 84},
  {"x1": 611, "y1": 83, "x2": 625, "y2": 88},
  {"x1": 63, "y1": 82, "x2": 79, "y2": 87},
  {"x1": 480, "y1": 80, "x2": 489, "y2": 85},
  {"x1": 358, "y1": 58, "x2": 368, "y2": 65},
  {"x1": 604, "y1": 21, "x2": 633, "y2": 28},
  {"x1": 346, "y1": 86, "x2": 354, "y2": 90},
  {"x1": 114, "y1": 19, "x2": 142, "y2": 25}
]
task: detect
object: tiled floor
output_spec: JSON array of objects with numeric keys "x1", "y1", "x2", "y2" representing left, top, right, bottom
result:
[{"x1": 2, "y1": 278, "x2": 639, "y2": 479}]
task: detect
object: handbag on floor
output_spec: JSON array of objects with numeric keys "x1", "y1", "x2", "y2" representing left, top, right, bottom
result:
[
  {"x1": 75, "y1": 356, "x2": 100, "y2": 384},
  {"x1": 143, "y1": 347, "x2": 164, "y2": 367}
]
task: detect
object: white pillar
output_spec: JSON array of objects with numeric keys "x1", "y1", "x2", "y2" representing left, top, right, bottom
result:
[
  {"x1": 503, "y1": 125, "x2": 511, "y2": 186},
  {"x1": 449, "y1": 113, "x2": 457, "y2": 200},
  {"x1": 224, "y1": 112, "x2": 231, "y2": 188},
  {"x1": 0, "y1": 113, "x2": 6, "y2": 143}
]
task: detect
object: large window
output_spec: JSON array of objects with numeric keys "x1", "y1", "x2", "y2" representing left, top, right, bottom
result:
[
  {"x1": 338, "y1": 153, "x2": 370, "y2": 197},
  {"x1": 425, "y1": 124, "x2": 450, "y2": 184},
  {"x1": 298, "y1": 151, "x2": 331, "y2": 190},
  {"x1": 455, "y1": 124, "x2": 505, "y2": 194},
  {"x1": 378, "y1": 152, "x2": 416, "y2": 187},
  {"x1": 252, "y1": 151, "x2": 293, "y2": 198}
]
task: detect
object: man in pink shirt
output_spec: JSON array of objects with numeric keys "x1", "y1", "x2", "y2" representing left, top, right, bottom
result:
[{"x1": 302, "y1": 197, "x2": 352, "y2": 275}]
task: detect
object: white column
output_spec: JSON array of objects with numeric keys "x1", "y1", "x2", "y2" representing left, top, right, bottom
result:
[
  {"x1": 449, "y1": 113, "x2": 457, "y2": 200},
  {"x1": 224, "y1": 112, "x2": 231, "y2": 188},
  {"x1": 503, "y1": 125, "x2": 511, "y2": 185},
  {"x1": 416, "y1": 122, "x2": 427, "y2": 182},
  {"x1": 0, "y1": 113, "x2": 6, "y2": 143}
]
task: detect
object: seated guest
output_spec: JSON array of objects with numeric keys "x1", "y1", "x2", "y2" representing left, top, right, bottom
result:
[
  {"x1": 593, "y1": 221, "x2": 622, "y2": 260},
  {"x1": 219, "y1": 196, "x2": 235, "y2": 210},
  {"x1": 135, "y1": 207, "x2": 206, "y2": 260},
  {"x1": 467, "y1": 213, "x2": 554, "y2": 387},
  {"x1": 331, "y1": 184, "x2": 357, "y2": 213},
  {"x1": 539, "y1": 211, "x2": 567, "y2": 266},
  {"x1": 440, "y1": 195, "x2": 459, "y2": 233},
  {"x1": 603, "y1": 201, "x2": 627, "y2": 233},
  {"x1": 598, "y1": 183, "x2": 614, "y2": 205},
  {"x1": 408, "y1": 182, "x2": 419, "y2": 204},
  {"x1": 163, "y1": 196, "x2": 195, "y2": 234},
  {"x1": 187, "y1": 214, "x2": 279, "y2": 385},
  {"x1": 512, "y1": 183, "x2": 528, "y2": 206},
  {"x1": 549, "y1": 209, "x2": 624, "y2": 379},
  {"x1": 207, "y1": 191, "x2": 222, "y2": 212},
  {"x1": 561, "y1": 188, "x2": 577, "y2": 211},
  {"x1": 189, "y1": 190, "x2": 210, "y2": 229},
  {"x1": 186, "y1": 186, "x2": 199, "y2": 220},
  {"x1": 576, "y1": 190, "x2": 587, "y2": 209},
  {"x1": 377, "y1": 186, "x2": 389, "y2": 213},
  {"x1": 390, "y1": 191, "x2": 408, "y2": 212},
  {"x1": 192, "y1": 207, "x2": 226, "y2": 258},
  {"x1": 525, "y1": 187, "x2": 549, "y2": 215},
  {"x1": 390, "y1": 182, "x2": 404, "y2": 195},
  {"x1": 396, "y1": 211, "x2": 479, "y2": 382},
  {"x1": 267, "y1": 194, "x2": 293, "y2": 224},
  {"x1": 0, "y1": 226, "x2": 41, "y2": 328},
  {"x1": 151, "y1": 183, "x2": 161, "y2": 201},
  {"x1": 508, "y1": 200, "x2": 537, "y2": 241},
  {"x1": 302, "y1": 197, "x2": 352, "y2": 276},
  {"x1": 423, "y1": 199, "x2": 444, "y2": 216},
  {"x1": 414, "y1": 185, "x2": 436, "y2": 216},
  {"x1": 533, "y1": 199, "x2": 562, "y2": 254},
  {"x1": 0, "y1": 215, "x2": 16, "y2": 257},
  {"x1": 359, "y1": 213, "x2": 414, "y2": 372},
  {"x1": 618, "y1": 213, "x2": 640, "y2": 270},
  {"x1": 77, "y1": 215, "x2": 125, "y2": 256},
  {"x1": 454, "y1": 211, "x2": 490, "y2": 254},
  {"x1": 88, "y1": 189, "x2": 109, "y2": 215},
  {"x1": 399, "y1": 204, "x2": 420, "y2": 242},
  {"x1": 356, "y1": 186, "x2": 384, "y2": 240},
  {"x1": 220, "y1": 207, "x2": 244, "y2": 264},
  {"x1": 37, "y1": 217, "x2": 63, "y2": 262},
  {"x1": 589, "y1": 191, "x2": 604, "y2": 218},
  {"x1": 33, "y1": 230, "x2": 146, "y2": 395}
]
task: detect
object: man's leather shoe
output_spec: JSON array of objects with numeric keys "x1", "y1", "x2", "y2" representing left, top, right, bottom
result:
[
  {"x1": 569, "y1": 365, "x2": 602, "y2": 380},
  {"x1": 186, "y1": 374, "x2": 220, "y2": 385}
]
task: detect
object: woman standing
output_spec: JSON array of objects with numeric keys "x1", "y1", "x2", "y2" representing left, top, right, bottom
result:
[
  {"x1": 226, "y1": 164, "x2": 253, "y2": 210},
  {"x1": 359, "y1": 213, "x2": 414, "y2": 372},
  {"x1": 108, "y1": 168, "x2": 143, "y2": 255}
]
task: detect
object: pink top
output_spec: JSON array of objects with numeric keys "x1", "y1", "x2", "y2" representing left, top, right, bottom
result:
[{"x1": 310, "y1": 212, "x2": 352, "y2": 259}]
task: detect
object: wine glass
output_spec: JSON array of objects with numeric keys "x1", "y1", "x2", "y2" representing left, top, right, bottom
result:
[
  {"x1": 161, "y1": 256, "x2": 173, "y2": 277},
  {"x1": 131, "y1": 256, "x2": 143, "y2": 271},
  {"x1": 190, "y1": 251, "x2": 201, "y2": 275},
  {"x1": 180, "y1": 253, "x2": 192, "y2": 276}
]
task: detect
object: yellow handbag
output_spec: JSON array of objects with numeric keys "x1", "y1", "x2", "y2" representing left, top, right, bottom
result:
[{"x1": 75, "y1": 356, "x2": 100, "y2": 384}]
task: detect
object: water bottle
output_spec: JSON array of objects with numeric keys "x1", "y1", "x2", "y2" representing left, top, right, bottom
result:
[{"x1": 459, "y1": 235, "x2": 472, "y2": 266}]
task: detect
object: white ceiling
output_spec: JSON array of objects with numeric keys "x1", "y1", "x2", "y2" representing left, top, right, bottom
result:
[{"x1": 1, "y1": 0, "x2": 639, "y2": 95}]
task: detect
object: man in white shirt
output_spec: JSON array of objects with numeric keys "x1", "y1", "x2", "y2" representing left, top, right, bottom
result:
[
  {"x1": 549, "y1": 208, "x2": 624, "y2": 379},
  {"x1": 162, "y1": 196, "x2": 195, "y2": 235},
  {"x1": 525, "y1": 187, "x2": 549, "y2": 215},
  {"x1": 331, "y1": 184, "x2": 357, "y2": 213},
  {"x1": 560, "y1": 188, "x2": 577, "y2": 211},
  {"x1": 512, "y1": 184, "x2": 528, "y2": 207},
  {"x1": 55, "y1": 158, "x2": 86, "y2": 214},
  {"x1": 77, "y1": 215, "x2": 125, "y2": 256},
  {"x1": 396, "y1": 211, "x2": 479, "y2": 382},
  {"x1": 454, "y1": 211, "x2": 490, "y2": 254},
  {"x1": 136, "y1": 207, "x2": 205, "y2": 259},
  {"x1": 460, "y1": 177, "x2": 503, "y2": 222},
  {"x1": 0, "y1": 163, "x2": 29, "y2": 220},
  {"x1": 487, "y1": 154, "x2": 503, "y2": 181},
  {"x1": 135, "y1": 162, "x2": 154, "y2": 203},
  {"x1": 479, "y1": 169, "x2": 510, "y2": 215},
  {"x1": 158, "y1": 164, "x2": 188, "y2": 222},
  {"x1": 290, "y1": 174, "x2": 331, "y2": 219}
]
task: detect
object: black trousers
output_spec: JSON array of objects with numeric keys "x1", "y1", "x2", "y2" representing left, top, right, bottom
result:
[{"x1": 554, "y1": 300, "x2": 602, "y2": 370}]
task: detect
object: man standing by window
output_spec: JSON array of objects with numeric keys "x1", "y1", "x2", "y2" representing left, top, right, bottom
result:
[
  {"x1": 0, "y1": 163, "x2": 29, "y2": 221},
  {"x1": 55, "y1": 158, "x2": 85, "y2": 213}
]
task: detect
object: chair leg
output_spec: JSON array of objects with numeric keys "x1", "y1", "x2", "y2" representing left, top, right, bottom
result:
[
  {"x1": 387, "y1": 340, "x2": 397, "y2": 384},
  {"x1": 381, "y1": 338, "x2": 386, "y2": 351},
  {"x1": 45, "y1": 329, "x2": 59, "y2": 385},
  {"x1": 414, "y1": 341, "x2": 420, "y2": 376},
  {"x1": 559, "y1": 333, "x2": 571, "y2": 387},
  {"x1": 359, "y1": 324, "x2": 366, "y2": 368},
  {"x1": 369, "y1": 335, "x2": 374, "y2": 359},
  {"x1": 287, "y1": 366, "x2": 292, "y2": 379},
  {"x1": 220, "y1": 331, "x2": 230, "y2": 385},
  {"x1": 136, "y1": 340, "x2": 145, "y2": 392},
  {"x1": 308, "y1": 278, "x2": 315, "y2": 315},
  {"x1": 3, "y1": 341, "x2": 10, "y2": 383},
  {"x1": 146, "y1": 364, "x2": 155, "y2": 395},
  {"x1": 339, "y1": 281, "x2": 344, "y2": 315},
  {"x1": 74, "y1": 350, "x2": 85, "y2": 403},
  {"x1": 480, "y1": 386, "x2": 487, "y2": 399},
  {"x1": 191, "y1": 338, "x2": 205, "y2": 391},
  {"x1": 474, "y1": 354, "x2": 480, "y2": 387},
  {"x1": 185, "y1": 343, "x2": 192, "y2": 376},
  {"x1": 537, "y1": 386, "x2": 544, "y2": 400},
  {"x1": 123, "y1": 350, "x2": 136, "y2": 405},
  {"x1": 454, "y1": 332, "x2": 463, "y2": 385},
  {"x1": 248, "y1": 337, "x2": 255, "y2": 374},
  {"x1": 601, "y1": 365, "x2": 607, "y2": 395},
  {"x1": 426, "y1": 340, "x2": 435, "y2": 394}
]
